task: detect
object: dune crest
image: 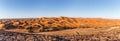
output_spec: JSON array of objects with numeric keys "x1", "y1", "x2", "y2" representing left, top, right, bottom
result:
[{"x1": 0, "y1": 17, "x2": 120, "y2": 33}]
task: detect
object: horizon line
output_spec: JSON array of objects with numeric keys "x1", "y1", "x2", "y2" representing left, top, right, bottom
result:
[{"x1": 0, "y1": 16, "x2": 120, "y2": 20}]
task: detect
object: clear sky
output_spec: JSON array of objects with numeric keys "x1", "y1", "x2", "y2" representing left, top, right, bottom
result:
[{"x1": 0, "y1": 0, "x2": 120, "y2": 19}]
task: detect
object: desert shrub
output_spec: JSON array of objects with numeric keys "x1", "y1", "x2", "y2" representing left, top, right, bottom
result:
[{"x1": 5, "y1": 24, "x2": 16, "y2": 29}]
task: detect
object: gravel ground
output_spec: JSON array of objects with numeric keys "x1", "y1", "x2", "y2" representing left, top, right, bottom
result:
[{"x1": 0, "y1": 29, "x2": 120, "y2": 41}]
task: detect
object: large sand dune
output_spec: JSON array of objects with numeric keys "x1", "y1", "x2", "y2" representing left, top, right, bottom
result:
[{"x1": 0, "y1": 17, "x2": 120, "y2": 41}]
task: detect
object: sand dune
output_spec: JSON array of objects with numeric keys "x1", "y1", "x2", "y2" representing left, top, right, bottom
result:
[{"x1": 0, "y1": 17, "x2": 120, "y2": 41}]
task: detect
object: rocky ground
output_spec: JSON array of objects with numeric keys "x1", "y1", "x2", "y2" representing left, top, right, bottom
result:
[{"x1": 0, "y1": 26, "x2": 120, "y2": 41}]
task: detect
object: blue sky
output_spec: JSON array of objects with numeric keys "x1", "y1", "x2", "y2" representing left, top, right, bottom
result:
[{"x1": 0, "y1": 0, "x2": 120, "y2": 19}]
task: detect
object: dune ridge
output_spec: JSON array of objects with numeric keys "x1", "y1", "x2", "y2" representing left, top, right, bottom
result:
[{"x1": 0, "y1": 16, "x2": 120, "y2": 33}]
